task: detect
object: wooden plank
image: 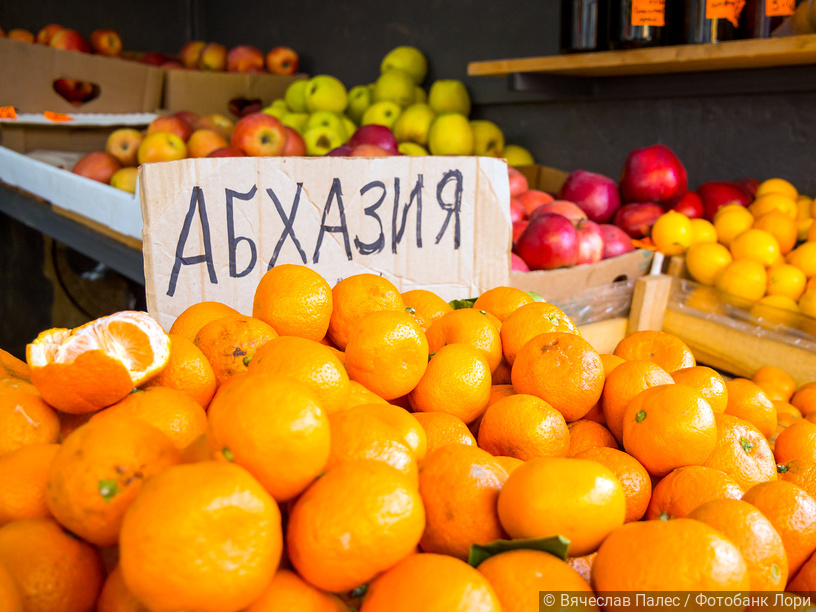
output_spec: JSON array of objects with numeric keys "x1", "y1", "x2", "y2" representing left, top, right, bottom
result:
[
  {"x1": 51, "y1": 206, "x2": 143, "y2": 252},
  {"x1": 628, "y1": 275, "x2": 673, "y2": 333},
  {"x1": 662, "y1": 309, "x2": 816, "y2": 387},
  {"x1": 578, "y1": 317, "x2": 628, "y2": 355},
  {"x1": 468, "y1": 34, "x2": 816, "y2": 78}
]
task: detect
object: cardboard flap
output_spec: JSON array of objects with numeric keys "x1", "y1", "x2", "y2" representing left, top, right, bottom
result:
[
  {"x1": 139, "y1": 156, "x2": 511, "y2": 331},
  {"x1": 0, "y1": 38, "x2": 163, "y2": 114}
]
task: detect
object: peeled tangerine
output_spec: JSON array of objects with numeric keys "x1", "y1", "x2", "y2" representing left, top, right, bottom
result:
[{"x1": 26, "y1": 311, "x2": 171, "y2": 414}]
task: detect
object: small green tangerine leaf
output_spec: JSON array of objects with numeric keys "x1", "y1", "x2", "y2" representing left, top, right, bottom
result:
[
  {"x1": 740, "y1": 438, "x2": 753, "y2": 453},
  {"x1": 635, "y1": 410, "x2": 647, "y2": 423},
  {"x1": 467, "y1": 535, "x2": 570, "y2": 568},
  {"x1": 99, "y1": 479, "x2": 120, "y2": 502},
  {"x1": 222, "y1": 447, "x2": 235, "y2": 462}
]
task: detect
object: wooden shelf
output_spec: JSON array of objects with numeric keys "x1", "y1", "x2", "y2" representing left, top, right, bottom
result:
[{"x1": 468, "y1": 34, "x2": 816, "y2": 78}]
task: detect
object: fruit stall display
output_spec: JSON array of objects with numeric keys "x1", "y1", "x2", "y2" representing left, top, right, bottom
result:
[{"x1": 3, "y1": 263, "x2": 816, "y2": 610}]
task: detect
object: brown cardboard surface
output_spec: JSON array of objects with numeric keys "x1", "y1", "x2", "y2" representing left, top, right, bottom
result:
[
  {"x1": 1, "y1": 124, "x2": 112, "y2": 153},
  {"x1": 162, "y1": 70, "x2": 305, "y2": 115},
  {"x1": 510, "y1": 248, "x2": 655, "y2": 303},
  {"x1": 139, "y1": 156, "x2": 511, "y2": 331},
  {"x1": 517, "y1": 164, "x2": 570, "y2": 194},
  {"x1": 0, "y1": 38, "x2": 163, "y2": 114}
]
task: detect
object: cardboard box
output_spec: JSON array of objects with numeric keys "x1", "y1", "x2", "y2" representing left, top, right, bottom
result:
[
  {"x1": 0, "y1": 114, "x2": 154, "y2": 242},
  {"x1": 139, "y1": 156, "x2": 511, "y2": 331},
  {"x1": 0, "y1": 38, "x2": 163, "y2": 114},
  {"x1": 162, "y1": 70, "x2": 305, "y2": 116}
]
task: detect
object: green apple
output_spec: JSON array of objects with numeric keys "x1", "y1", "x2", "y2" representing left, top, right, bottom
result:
[
  {"x1": 372, "y1": 69, "x2": 415, "y2": 107},
  {"x1": 428, "y1": 80, "x2": 471, "y2": 116},
  {"x1": 413, "y1": 86, "x2": 427, "y2": 105},
  {"x1": 502, "y1": 144, "x2": 535, "y2": 166},
  {"x1": 281, "y1": 112, "x2": 309, "y2": 134},
  {"x1": 306, "y1": 111, "x2": 348, "y2": 141},
  {"x1": 304, "y1": 75, "x2": 348, "y2": 114},
  {"x1": 261, "y1": 103, "x2": 288, "y2": 119},
  {"x1": 392, "y1": 103, "x2": 436, "y2": 146},
  {"x1": 428, "y1": 113, "x2": 474, "y2": 156},
  {"x1": 470, "y1": 120, "x2": 505, "y2": 157},
  {"x1": 398, "y1": 142, "x2": 429, "y2": 156},
  {"x1": 346, "y1": 85, "x2": 372, "y2": 124},
  {"x1": 380, "y1": 46, "x2": 428, "y2": 85},
  {"x1": 284, "y1": 80, "x2": 309, "y2": 113},
  {"x1": 342, "y1": 116, "x2": 357, "y2": 142},
  {"x1": 304, "y1": 125, "x2": 344, "y2": 156},
  {"x1": 361, "y1": 101, "x2": 402, "y2": 130}
]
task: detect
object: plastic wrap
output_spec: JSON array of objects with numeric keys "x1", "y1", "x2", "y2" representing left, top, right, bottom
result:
[{"x1": 547, "y1": 278, "x2": 640, "y2": 326}]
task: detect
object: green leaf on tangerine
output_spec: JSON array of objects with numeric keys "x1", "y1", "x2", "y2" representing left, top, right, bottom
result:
[
  {"x1": 467, "y1": 535, "x2": 570, "y2": 568},
  {"x1": 526, "y1": 290, "x2": 545, "y2": 302},
  {"x1": 740, "y1": 438, "x2": 753, "y2": 453},
  {"x1": 222, "y1": 447, "x2": 235, "y2": 462},
  {"x1": 635, "y1": 410, "x2": 647, "y2": 423},
  {"x1": 449, "y1": 298, "x2": 477, "y2": 310}
]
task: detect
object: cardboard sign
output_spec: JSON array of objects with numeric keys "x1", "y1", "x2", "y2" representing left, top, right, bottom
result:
[
  {"x1": 139, "y1": 156, "x2": 512, "y2": 331},
  {"x1": 631, "y1": 0, "x2": 666, "y2": 26}
]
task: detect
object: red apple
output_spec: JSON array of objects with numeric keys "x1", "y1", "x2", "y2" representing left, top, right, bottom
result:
[
  {"x1": 147, "y1": 116, "x2": 193, "y2": 142},
  {"x1": 187, "y1": 129, "x2": 229, "y2": 158},
  {"x1": 599, "y1": 224, "x2": 635, "y2": 259},
  {"x1": 613, "y1": 202, "x2": 664, "y2": 239},
  {"x1": 511, "y1": 253, "x2": 530, "y2": 272},
  {"x1": 227, "y1": 45, "x2": 265, "y2": 73},
  {"x1": 8, "y1": 29, "x2": 35, "y2": 43},
  {"x1": 529, "y1": 200, "x2": 587, "y2": 226},
  {"x1": 89, "y1": 29, "x2": 122, "y2": 56},
  {"x1": 49, "y1": 29, "x2": 91, "y2": 53},
  {"x1": 515, "y1": 213, "x2": 580, "y2": 271},
  {"x1": 198, "y1": 43, "x2": 227, "y2": 71},
  {"x1": 194, "y1": 113, "x2": 235, "y2": 141},
  {"x1": 174, "y1": 111, "x2": 200, "y2": 127},
  {"x1": 162, "y1": 60, "x2": 185, "y2": 70},
  {"x1": 265, "y1": 46, "x2": 299, "y2": 75},
  {"x1": 510, "y1": 198, "x2": 526, "y2": 223},
  {"x1": 507, "y1": 166, "x2": 529, "y2": 198},
  {"x1": 140, "y1": 52, "x2": 171, "y2": 66},
  {"x1": 697, "y1": 181, "x2": 753, "y2": 221},
  {"x1": 72, "y1": 151, "x2": 122, "y2": 184},
  {"x1": 230, "y1": 113, "x2": 286, "y2": 156},
  {"x1": 282, "y1": 127, "x2": 306, "y2": 156},
  {"x1": 347, "y1": 125, "x2": 399, "y2": 155},
  {"x1": 105, "y1": 128, "x2": 143, "y2": 167},
  {"x1": 619, "y1": 144, "x2": 688, "y2": 207},
  {"x1": 207, "y1": 147, "x2": 245, "y2": 158},
  {"x1": 512, "y1": 220, "x2": 529, "y2": 244},
  {"x1": 517, "y1": 189, "x2": 555, "y2": 216},
  {"x1": 735, "y1": 178, "x2": 760, "y2": 197},
  {"x1": 671, "y1": 191, "x2": 704, "y2": 219},
  {"x1": 350, "y1": 144, "x2": 392, "y2": 156},
  {"x1": 35, "y1": 24, "x2": 64, "y2": 45},
  {"x1": 559, "y1": 169, "x2": 621, "y2": 224},
  {"x1": 575, "y1": 219, "x2": 604, "y2": 265},
  {"x1": 180, "y1": 41, "x2": 206, "y2": 68},
  {"x1": 53, "y1": 78, "x2": 96, "y2": 105},
  {"x1": 327, "y1": 145, "x2": 354, "y2": 157}
]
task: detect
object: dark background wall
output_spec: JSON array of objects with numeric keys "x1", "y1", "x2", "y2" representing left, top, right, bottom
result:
[{"x1": 0, "y1": 0, "x2": 813, "y2": 355}]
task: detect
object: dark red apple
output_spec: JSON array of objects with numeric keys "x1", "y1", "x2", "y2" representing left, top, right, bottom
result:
[
  {"x1": 599, "y1": 224, "x2": 635, "y2": 260},
  {"x1": 508, "y1": 167, "x2": 529, "y2": 198},
  {"x1": 619, "y1": 144, "x2": 688, "y2": 207},
  {"x1": 697, "y1": 181, "x2": 753, "y2": 221},
  {"x1": 512, "y1": 220, "x2": 529, "y2": 244},
  {"x1": 510, "y1": 198, "x2": 526, "y2": 223},
  {"x1": 515, "y1": 213, "x2": 580, "y2": 271},
  {"x1": 139, "y1": 51, "x2": 171, "y2": 66},
  {"x1": 282, "y1": 127, "x2": 306, "y2": 156},
  {"x1": 559, "y1": 169, "x2": 621, "y2": 223},
  {"x1": 327, "y1": 145, "x2": 353, "y2": 156},
  {"x1": 671, "y1": 191, "x2": 704, "y2": 219},
  {"x1": 529, "y1": 200, "x2": 587, "y2": 226},
  {"x1": 575, "y1": 219, "x2": 604, "y2": 265},
  {"x1": 735, "y1": 178, "x2": 760, "y2": 197},
  {"x1": 72, "y1": 151, "x2": 122, "y2": 184},
  {"x1": 613, "y1": 202, "x2": 664, "y2": 239},
  {"x1": 511, "y1": 253, "x2": 530, "y2": 272},
  {"x1": 230, "y1": 113, "x2": 286, "y2": 156},
  {"x1": 347, "y1": 125, "x2": 399, "y2": 155},
  {"x1": 265, "y1": 46, "x2": 299, "y2": 75},
  {"x1": 207, "y1": 147, "x2": 245, "y2": 157}
]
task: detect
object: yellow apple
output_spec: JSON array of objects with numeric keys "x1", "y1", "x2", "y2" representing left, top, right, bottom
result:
[
  {"x1": 428, "y1": 80, "x2": 471, "y2": 116},
  {"x1": 392, "y1": 103, "x2": 436, "y2": 146},
  {"x1": 380, "y1": 46, "x2": 428, "y2": 85},
  {"x1": 372, "y1": 69, "x2": 415, "y2": 107},
  {"x1": 398, "y1": 142, "x2": 429, "y2": 156},
  {"x1": 471, "y1": 120, "x2": 505, "y2": 157},
  {"x1": 428, "y1": 113, "x2": 474, "y2": 156},
  {"x1": 110, "y1": 167, "x2": 139, "y2": 193},
  {"x1": 502, "y1": 144, "x2": 535, "y2": 167},
  {"x1": 361, "y1": 101, "x2": 402, "y2": 130}
]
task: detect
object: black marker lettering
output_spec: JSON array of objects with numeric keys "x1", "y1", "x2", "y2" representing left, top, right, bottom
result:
[
  {"x1": 392, "y1": 174, "x2": 423, "y2": 254},
  {"x1": 354, "y1": 180, "x2": 386, "y2": 256},
  {"x1": 435, "y1": 170, "x2": 463, "y2": 249},
  {"x1": 266, "y1": 184, "x2": 307, "y2": 268},
  {"x1": 225, "y1": 186, "x2": 258, "y2": 278},
  {"x1": 166, "y1": 186, "x2": 217, "y2": 297},
  {"x1": 313, "y1": 178, "x2": 352, "y2": 263}
]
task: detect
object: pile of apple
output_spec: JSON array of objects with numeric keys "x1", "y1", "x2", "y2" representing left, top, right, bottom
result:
[
  {"x1": 259, "y1": 46, "x2": 535, "y2": 163},
  {"x1": 173, "y1": 41, "x2": 298, "y2": 75}
]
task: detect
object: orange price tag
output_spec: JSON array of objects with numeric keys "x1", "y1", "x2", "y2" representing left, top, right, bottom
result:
[
  {"x1": 706, "y1": 0, "x2": 747, "y2": 27},
  {"x1": 43, "y1": 111, "x2": 73, "y2": 122},
  {"x1": 632, "y1": 0, "x2": 666, "y2": 26},
  {"x1": 766, "y1": 0, "x2": 795, "y2": 16},
  {"x1": 0, "y1": 106, "x2": 17, "y2": 120}
]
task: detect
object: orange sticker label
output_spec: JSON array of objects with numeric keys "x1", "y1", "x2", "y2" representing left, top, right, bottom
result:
[
  {"x1": 0, "y1": 106, "x2": 17, "y2": 119},
  {"x1": 43, "y1": 111, "x2": 73, "y2": 122},
  {"x1": 706, "y1": 0, "x2": 747, "y2": 27},
  {"x1": 766, "y1": 0, "x2": 795, "y2": 16},
  {"x1": 632, "y1": 0, "x2": 666, "y2": 26}
]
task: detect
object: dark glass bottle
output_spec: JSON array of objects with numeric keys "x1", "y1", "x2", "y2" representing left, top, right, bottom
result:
[
  {"x1": 609, "y1": 0, "x2": 667, "y2": 50},
  {"x1": 740, "y1": 0, "x2": 794, "y2": 38},
  {"x1": 560, "y1": 0, "x2": 609, "y2": 53},
  {"x1": 682, "y1": 0, "x2": 744, "y2": 43}
]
